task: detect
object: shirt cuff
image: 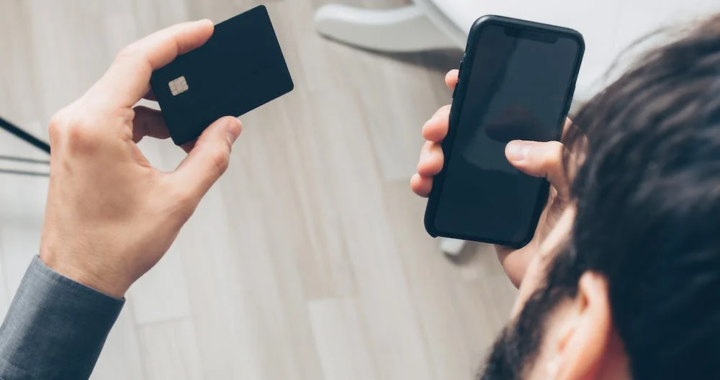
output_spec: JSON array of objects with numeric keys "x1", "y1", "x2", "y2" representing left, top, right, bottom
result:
[{"x1": 0, "y1": 256, "x2": 124, "y2": 380}]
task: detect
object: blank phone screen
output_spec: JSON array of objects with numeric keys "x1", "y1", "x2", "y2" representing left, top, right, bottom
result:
[{"x1": 434, "y1": 24, "x2": 580, "y2": 244}]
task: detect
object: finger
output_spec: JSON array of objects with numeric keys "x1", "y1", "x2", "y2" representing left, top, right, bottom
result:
[
  {"x1": 170, "y1": 117, "x2": 242, "y2": 200},
  {"x1": 411, "y1": 173, "x2": 434, "y2": 197},
  {"x1": 90, "y1": 20, "x2": 214, "y2": 108},
  {"x1": 445, "y1": 70, "x2": 459, "y2": 90},
  {"x1": 422, "y1": 105, "x2": 451, "y2": 142},
  {"x1": 417, "y1": 141, "x2": 444, "y2": 177},
  {"x1": 132, "y1": 106, "x2": 170, "y2": 143},
  {"x1": 562, "y1": 117, "x2": 574, "y2": 139},
  {"x1": 505, "y1": 140, "x2": 570, "y2": 199}
]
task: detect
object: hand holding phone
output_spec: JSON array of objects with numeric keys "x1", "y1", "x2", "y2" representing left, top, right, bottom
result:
[
  {"x1": 412, "y1": 70, "x2": 573, "y2": 286},
  {"x1": 422, "y1": 16, "x2": 584, "y2": 249}
]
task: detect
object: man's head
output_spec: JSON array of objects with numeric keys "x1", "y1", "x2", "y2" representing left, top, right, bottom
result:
[{"x1": 479, "y1": 14, "x2": 720, "y2": 380}]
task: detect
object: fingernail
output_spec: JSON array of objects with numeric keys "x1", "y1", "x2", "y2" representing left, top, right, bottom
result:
[
  {"x1": 506, "y1": 141, "x2": 531, "y2": 161},
  {"x1": 226, "y1": 118, "x2": 242, "y2": 144}
]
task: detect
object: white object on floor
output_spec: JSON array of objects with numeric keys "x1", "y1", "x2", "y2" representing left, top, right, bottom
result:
[
  {"x1": 314, "y1": 5, "x2": 458, "y2": 52},
  {"x1": 439, "y1": 238, "x2": 466, "y2": 256},
  {"x1": 315, "y1": 0, "x2": 720, "y2": 101}
]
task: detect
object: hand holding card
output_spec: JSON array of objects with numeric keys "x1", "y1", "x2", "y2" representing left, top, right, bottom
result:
[
  {"x1": 150, "y1": 5, "x2": 294, "y2": 145},
  {"x1": 42, "y1": 20, "x2": 243, "y2": 298}
]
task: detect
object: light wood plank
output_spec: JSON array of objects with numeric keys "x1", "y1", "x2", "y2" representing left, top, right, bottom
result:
[
  {"x1": 0, "y1": 225, "x2": 41, "y2": 300},
  {"x1": 0, "y1": 249, "x2": 8, "y2": 318},
  {"x1": 0, "y1": 171, "x2": 46, "y2": 301},
  {"x1": 138, "y1": 318, "x2": 204, "y2": 380},
  {"x1": 129, "y1": 249, "x2": 193, "y2": 325},
  {"x1": 309, "y1": 298, "x2": 379, "y2": 380},
  {"x1": 23, "y1": 0, "x2": 112, "y2": 123},
  {"x1": 355, "y1": 53, "x2": 451, "y2": 181},
  {"x1": 243, "y1": 87, "x2": 359, "y2": 301},
  {"x1": 179, "y1": 185, "x2": 328, "y2": 380},
  {"x1": 381, "y1": 181, "x2": 510, "y2": 380},
  {"x1": 0, "y1": 2, "x2": 44, "y2": 126},
  {"x1": 175, "y1": 189, "x2": 274, "y2": 380},
  {"x1": 288, "y1": 88, "x2": 436, "y2": 380},
  {"x1": 130, "y1": 0, "x2": 190, "y2": 36},
  {"x1": 92, "y1": 303, "x2": 146, "y2": 380}
]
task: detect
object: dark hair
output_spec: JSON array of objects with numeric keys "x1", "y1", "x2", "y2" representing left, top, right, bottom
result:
[{"x1": 550, "y1": 14, "x2": 720, "y2": 380}]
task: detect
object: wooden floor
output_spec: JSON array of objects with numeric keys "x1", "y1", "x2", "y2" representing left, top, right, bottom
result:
[{"x1": 0, "y1": 0, "x2": 517, "y2": 379}]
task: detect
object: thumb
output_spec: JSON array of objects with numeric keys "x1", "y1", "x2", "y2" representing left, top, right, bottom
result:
[
  {"x1": 505, "y1": 140, "x2": 569, "y2": 197},
  {"x1": 170, "y1": 116, "x2": 242, "y2": 201}
]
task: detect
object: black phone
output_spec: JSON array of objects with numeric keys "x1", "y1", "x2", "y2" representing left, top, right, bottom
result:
[{"x1": 424, "y1": 15, "x2": 584, "y2": 248}]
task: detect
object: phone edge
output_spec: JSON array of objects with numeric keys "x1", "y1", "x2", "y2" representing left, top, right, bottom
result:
[{"x1": 423, "y1": 15, "x2": 586, "y2": 248}]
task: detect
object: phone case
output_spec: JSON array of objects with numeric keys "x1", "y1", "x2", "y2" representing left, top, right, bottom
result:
[{"x1": 424, "y1": 15, "x2": 585, "y2": 248}]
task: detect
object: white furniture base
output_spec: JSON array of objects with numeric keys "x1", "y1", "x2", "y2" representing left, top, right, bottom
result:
[{"x1": 314, "y1": 4, "x2": 460, "y2": 52}]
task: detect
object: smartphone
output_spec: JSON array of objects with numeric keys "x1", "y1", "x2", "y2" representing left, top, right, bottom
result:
[{"x1": 424, "y1": 15, "x2": 584, "y2": 247}]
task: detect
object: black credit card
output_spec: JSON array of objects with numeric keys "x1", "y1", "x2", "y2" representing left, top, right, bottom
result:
[{"x1": 150, "y1": 5, "x2": 294, "y2": 145}]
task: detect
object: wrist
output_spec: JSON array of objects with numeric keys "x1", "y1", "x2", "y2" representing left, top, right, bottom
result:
[{"x1": 39, "y1": 252, "x2": 130, "y2": 298}]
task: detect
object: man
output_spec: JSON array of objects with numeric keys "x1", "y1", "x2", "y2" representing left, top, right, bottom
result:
[
  {"x1": 413, "y1": 14, "x2": 720, "y2": 380},
  {"x1": 0, "y1": 13, "x2": 718, "y2": 380}
]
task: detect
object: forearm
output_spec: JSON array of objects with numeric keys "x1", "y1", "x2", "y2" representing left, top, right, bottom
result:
[{"x1": 0, "y1": 256, "x2": 124, "y2": 380}]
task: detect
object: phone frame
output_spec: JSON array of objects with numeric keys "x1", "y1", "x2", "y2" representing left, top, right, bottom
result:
[{"x1": 424, "y1": 15, "x2": 585, "y2": 248}]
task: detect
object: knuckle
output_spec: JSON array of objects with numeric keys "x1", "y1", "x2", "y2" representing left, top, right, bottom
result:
[
  {"x1": 48, "y1": 110, "x2": 68, "y2": 139},
  {"x1": 64, "y1": 113, "x2": 102, "y2": 154},
  {"x1": 67, "y1": 115, "x2": 91, "y2": 136},
  {"x1": 210, "y1": 148, "x2": 231, "y2": 176},
  {"x1": 115, "y1": 43, "x2": 152, "y2": 74},
  {"x1": 115, "y1": 43, "x2": 140, "y2": 61}
]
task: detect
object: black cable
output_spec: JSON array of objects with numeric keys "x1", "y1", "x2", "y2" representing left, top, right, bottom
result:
[
  {"x1": 0, "y1": 168, "x2": 49, "y2": 177},
  {"x1": 0, "y1": 155, "x2": 50, "y2": 164},
  {"x1": 0, "y1": 116, "x2": 51, "y2": 176},
  {"x1": 0, "y1": 115, "x2": 51, "y2": 154}
]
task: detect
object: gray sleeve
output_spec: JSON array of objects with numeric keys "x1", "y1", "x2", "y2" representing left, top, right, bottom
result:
[{"x1": 0, "y1": 256, "x2": 124, "y2": 380}]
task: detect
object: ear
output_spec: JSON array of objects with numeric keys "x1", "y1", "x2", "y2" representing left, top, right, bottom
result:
[{"x1": 552, "y1": 272, "x2": 612, "y2": 380}]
